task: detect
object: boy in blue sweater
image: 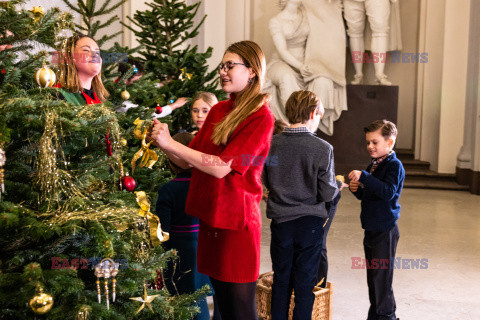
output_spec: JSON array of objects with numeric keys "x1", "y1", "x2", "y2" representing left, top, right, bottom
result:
[{"x1": 349, "y1": 120, "x2": 405, "y2": 320}]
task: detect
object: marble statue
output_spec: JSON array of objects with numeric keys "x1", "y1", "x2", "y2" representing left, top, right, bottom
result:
[
  {"x1": 265, "y1": 0, "x2": 347, "y2": 136},
  {"x1": 343, "y1": 0, "x2": 403, "y2": 85}
]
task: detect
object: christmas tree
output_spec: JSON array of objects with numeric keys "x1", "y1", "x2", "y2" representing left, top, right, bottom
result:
[
  {"x1": 125, "y1": 0, "x2": 225, "y2": 132},
  {"x1": 62, "y1": 0, "x2": 127, "y2": 48},
  {"x1": 0, "y1": 1, "x2": 209, "y2": 319}
]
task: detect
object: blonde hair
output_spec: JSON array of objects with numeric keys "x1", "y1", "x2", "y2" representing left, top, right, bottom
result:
[
  {"x1": 57, "y1": 34, "x2": 109, "y2": 101},
  {"x1": 191, "y1": 91, "x2": 218, "y2": 109},
  {"x1": 211, "y1": 41, "x2": 268, "y2": 145}
]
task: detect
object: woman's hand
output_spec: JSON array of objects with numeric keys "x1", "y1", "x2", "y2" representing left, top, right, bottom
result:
[
  {"x1": 150, "y1": 119, "x2": 173, "y2": 149},
  {"x1": 0, "y1": 30, "x2": 13, "y2": 52}
]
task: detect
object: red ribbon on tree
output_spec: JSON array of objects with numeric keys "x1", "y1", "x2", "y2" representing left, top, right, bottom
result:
[{"x1": 105, "y1": 130, "x2": 112, "y2": 157}]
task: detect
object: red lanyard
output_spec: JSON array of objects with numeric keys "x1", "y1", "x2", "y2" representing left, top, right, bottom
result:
[{"x1": 81, "y1": 91, "x2": 102, "y2": 104}]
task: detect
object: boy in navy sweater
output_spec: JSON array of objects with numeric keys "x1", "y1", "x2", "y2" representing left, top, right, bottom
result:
[{"x1": 349, "y1": 120, "x2": 405, "y2": 320}]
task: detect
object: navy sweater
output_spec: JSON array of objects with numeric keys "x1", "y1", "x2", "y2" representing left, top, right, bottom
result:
[{"x1": 351, "y1": 152, "x2": 405, "y2": 232}]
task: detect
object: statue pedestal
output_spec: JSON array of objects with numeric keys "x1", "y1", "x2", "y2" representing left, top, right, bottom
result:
[{"x1": 317, "y1": 84, "x2": 399, "y2": 175}]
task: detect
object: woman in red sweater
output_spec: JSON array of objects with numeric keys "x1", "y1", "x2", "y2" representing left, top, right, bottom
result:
[{"x1": 151, "y1": 40, "x2": 274, "y2": 320}]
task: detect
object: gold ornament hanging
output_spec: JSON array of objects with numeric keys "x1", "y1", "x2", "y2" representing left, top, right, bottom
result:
[
  {"x1": 179, "y1": 67, "x2": 193, "y2": 81},
  {"x1": 120, "y1": 138, "x2": 127, "y2": 146},
  {"x1": 94, "y1": 258, "x2": 119, "y2": 310},
  {"x1": 131, "y1": 131, "x2": 158, "y2": 174},
  {"x1": 35, "y1": 65, "x2": 56, "y2": 88},
  {"x1": 130, "y1": 282, "x2": 160, "y2": 314},
  {"x1": 131, "y1": 119, "x2": 158, "y2": 174},
  {"x1": 29, "y1": 286, "x2": 54, "y2": 315},
  {"x1": 121, "y1": 90, "x2": 130, "y2": 100},
  {"x1": 75, "y1": 305, "x2": 91, "y2": 320}
]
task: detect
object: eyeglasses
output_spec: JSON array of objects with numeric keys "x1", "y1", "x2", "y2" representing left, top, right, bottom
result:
[{"x1": 217, "y1": 61, "x2": 248, "y2": 73}]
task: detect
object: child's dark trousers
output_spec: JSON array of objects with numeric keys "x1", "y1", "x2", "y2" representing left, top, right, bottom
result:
[
  {"x1": 364, "y1": 224, "x2": 400, "y2": 320},
  {"x1": 270, "y1": 215, "x2": 325, "y2": 320}
]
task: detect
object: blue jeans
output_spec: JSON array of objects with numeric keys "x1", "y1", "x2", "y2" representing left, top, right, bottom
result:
[{"x1": 270, "y1": 215, "x2": 325, "y2": 320}]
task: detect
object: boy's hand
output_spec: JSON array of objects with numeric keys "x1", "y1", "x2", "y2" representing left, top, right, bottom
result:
[
  {"x1": 349, "y1": 180, "x2": 360, "y2": 192},
  {"x1": 171, "y1": 97, "x2": 189, "y2": 110},
  {"x1": 339, "y1": 182, "x2": 349, "y2": 191},
  {"x1": 348, "y1": 170, "x2": 362, "y2": 182}
]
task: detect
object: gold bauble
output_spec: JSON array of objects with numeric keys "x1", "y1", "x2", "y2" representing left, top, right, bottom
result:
[
  {"x1": 34, "y1": 66, "x2": 56, "y2": 88},
  {"x1": 29, "y1": 287, "x2": 54, "y2": 315},
  {"x1": 120, "y1": 138, "x2": 128, "y2": 146},
  {"x1": 121, "y1": 90, "x2": 130, "y2": 100},
  {"x1": 75, "y1": 305, "x2": 91, "y2": 320}
]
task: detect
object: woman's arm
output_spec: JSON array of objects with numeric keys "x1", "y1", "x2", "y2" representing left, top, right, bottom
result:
[
  {"x1": 151, "y1": 120, "x2": 232, "y2": 179},
  {"x1": 161, "y1": 148, "x2": 190, "y2": 170},
  {"x1": 164, "y1": 140, "x2": 233, "y2": 179}
]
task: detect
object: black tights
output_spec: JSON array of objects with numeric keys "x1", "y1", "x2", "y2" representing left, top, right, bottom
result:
[{"x1": 210, "y1": 277, "x2": 258, "y2": 320}]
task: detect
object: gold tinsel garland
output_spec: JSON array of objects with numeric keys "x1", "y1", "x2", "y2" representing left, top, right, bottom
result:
[{"x1": 35, "y1": 105, "x2": 135, "y2": 226}]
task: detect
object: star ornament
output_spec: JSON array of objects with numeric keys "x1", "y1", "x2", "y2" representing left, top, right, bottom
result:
[{"x1": 130, "y1": 283, "x2": 160, "y2": 314}]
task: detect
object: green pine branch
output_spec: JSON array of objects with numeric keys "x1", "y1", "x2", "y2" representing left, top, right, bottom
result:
[{"x1": 62, "y1": 0, "x2": 127, "y2": 47}]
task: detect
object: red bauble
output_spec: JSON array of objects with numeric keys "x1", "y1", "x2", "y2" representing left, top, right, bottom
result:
[
  {"x1": 121, "y1": 175, "x2": 136, "y2": 192},
  {"x1": 155, "y1": 106, "x2": 163, "y2": 114}
]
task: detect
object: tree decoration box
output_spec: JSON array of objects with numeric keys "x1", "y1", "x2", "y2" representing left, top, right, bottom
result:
[{"x1": 256, "y1": 271, "x2": 333, "y2": 320}]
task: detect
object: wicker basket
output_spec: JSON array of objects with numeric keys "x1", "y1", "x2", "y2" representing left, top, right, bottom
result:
[{"x1": 256, "y1": 271, "x2": 332, "y2": 320}]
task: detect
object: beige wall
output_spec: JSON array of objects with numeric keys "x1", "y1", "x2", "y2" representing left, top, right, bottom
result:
[
  {"x1": 416, "y1": 0, "x2": 471, "y2": 173},
  {"x1": 437, "y1": 0, "x2": 470, "y2": 173},
  {"x1": 415, "y1": 0, "x2": 446, "y2": 171}
]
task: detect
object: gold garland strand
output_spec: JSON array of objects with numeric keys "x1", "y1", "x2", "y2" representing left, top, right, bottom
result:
[{"x1": 135, "y1": 191, "x2": 169, "y2": 246}]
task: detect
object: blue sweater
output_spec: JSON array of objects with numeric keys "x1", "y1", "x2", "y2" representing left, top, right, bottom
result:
[{"x1": 351, "y1": 152, "x2": 405, "y2": 232}]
